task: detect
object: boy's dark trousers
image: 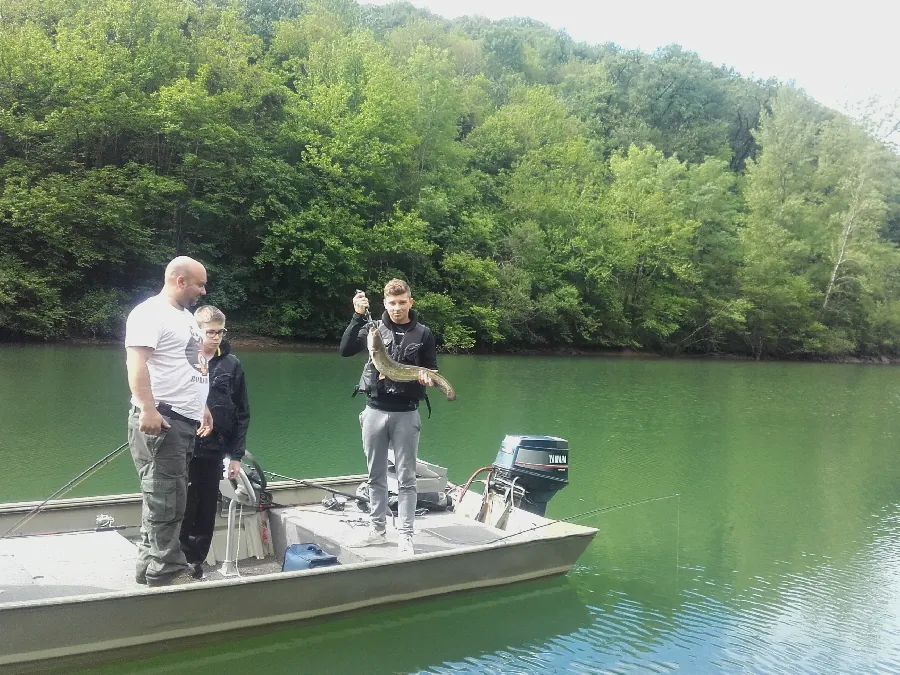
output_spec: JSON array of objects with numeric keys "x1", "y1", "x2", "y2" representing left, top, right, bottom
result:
[{"x1": 179, "y1": 455, "x2": 224, "y2": 565}]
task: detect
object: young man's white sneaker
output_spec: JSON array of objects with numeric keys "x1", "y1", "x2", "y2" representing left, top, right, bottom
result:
[
  {"x1": 397, "y1": 534, "x2": 415, "y2": 556},
  {"x1": 348, "y1": 527, "x2": 387, "y2": 548}
]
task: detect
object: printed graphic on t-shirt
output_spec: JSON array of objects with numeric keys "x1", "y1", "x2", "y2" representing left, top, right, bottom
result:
[{"x1": 185, "y1": 327, "x2": 208, "y2": 376}]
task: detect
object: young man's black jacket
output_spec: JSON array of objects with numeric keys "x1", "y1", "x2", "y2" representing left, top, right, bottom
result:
[
  {"x1": 195, "y1": 341, "x2": 250, "y2": 461},
  {"x1": 339, "y1": 310, "x2": 437, "y2": 412}
]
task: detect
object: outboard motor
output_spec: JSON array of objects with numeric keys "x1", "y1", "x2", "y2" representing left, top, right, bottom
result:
[{"x1": 490, "y1": 435, "x2": 569, "y2": 516}]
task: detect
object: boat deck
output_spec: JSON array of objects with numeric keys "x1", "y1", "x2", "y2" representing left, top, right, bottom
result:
[
  {"x1": 271, "y1": 502, "x2": 514, "y2": 565},
  {"x1": 0, "y1": 502, "x2": 524, "y2": 605},
  {"x1": 0, "y1": 530, "x2": 140, "y2": 603}
]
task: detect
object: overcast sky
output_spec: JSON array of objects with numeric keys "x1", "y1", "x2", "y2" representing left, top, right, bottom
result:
[{"x1": 363, "y1": 0, "x2": 899, "y2": 115}]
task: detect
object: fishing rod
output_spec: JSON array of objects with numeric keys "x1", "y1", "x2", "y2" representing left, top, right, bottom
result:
[
  {"x1": 1, "y1": 441, "x2": 129, "y2": 540},
  {"x1": 265, "y1": 471, "x2": 371, "y2": 505}
]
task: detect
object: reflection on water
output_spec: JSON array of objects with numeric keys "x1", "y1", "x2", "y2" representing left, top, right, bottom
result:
[{"x1": 3, "y1": 347, "x2": 900, "y2": 672}]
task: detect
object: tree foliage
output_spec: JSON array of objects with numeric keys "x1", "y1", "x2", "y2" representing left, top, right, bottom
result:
[{"x1": 2, "y1": 0, "x2": 899, "y2": 358}]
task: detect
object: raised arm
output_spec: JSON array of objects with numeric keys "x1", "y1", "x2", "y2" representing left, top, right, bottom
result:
[
  {"x1": 339, "y1": 292, "x2": 373, "y2": 357},
  {"x1": 339, "y1": 314, "x2": 369, "y2": 356}
]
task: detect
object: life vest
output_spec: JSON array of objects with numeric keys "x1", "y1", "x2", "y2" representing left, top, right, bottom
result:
[{"x1": 355, "y1": 319, "x2": 430, "y2": 401}]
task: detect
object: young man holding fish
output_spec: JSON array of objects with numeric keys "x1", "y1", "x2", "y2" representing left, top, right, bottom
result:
[{"x1": 339, "y1": 279, "x2": 438, "y2": 556}]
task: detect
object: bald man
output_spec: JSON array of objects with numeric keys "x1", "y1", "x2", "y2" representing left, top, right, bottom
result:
[{"x1": 125, "y1": 256, "x2": 215, "y2": 586}]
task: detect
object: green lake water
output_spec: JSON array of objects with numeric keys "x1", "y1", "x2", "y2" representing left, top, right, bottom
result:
[{"x1": 1, "y1": 345, "x2": 899, "y2": 673}]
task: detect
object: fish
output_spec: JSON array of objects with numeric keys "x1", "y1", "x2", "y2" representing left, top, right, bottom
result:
[{"x1": 367, "y1": 327, "x2": 457, "y2": 401}]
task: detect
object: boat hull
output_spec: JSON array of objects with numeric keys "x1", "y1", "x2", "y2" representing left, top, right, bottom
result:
[
  {"x1": 1, "y1": 532, "x2": 593, "y2": 671},
  {"x1": 0, "y1": 477, "x2": 597, "y2": 672}
]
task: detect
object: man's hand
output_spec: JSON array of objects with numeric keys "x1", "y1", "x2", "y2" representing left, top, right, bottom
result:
[
  {"x1": 227, "y1": 459, "x2": 241, "y2": 480},
  {"x1": 198, "y1": 407, "x2": 214, "y2": 438},
  {"x1": 353, "y1": 290, "x2": 369, "y2": 315},
  {"x1": 139, "y1": 408, "x2": 170, "y2": 436},
  {"x1": 418, "y1": 369, "x2": 436, "y2": 386}
]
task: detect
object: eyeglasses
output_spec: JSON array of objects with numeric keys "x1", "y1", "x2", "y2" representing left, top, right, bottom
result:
[{"x1": 204, "y1": 329, "x2": 228, "y2": 338}]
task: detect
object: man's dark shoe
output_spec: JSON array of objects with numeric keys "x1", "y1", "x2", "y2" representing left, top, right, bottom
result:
[{"x1": 189, "y1": 562, "x2": 206, "y2": 580}]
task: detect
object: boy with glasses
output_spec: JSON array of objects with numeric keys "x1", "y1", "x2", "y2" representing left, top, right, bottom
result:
[{"x1": 179, "y1": 305, "x2": 251, "y2": 578}]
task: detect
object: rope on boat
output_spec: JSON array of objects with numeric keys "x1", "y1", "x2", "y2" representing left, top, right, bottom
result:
[{"x1": 1, "y1": 442, "x2": 129, "y2": 540}]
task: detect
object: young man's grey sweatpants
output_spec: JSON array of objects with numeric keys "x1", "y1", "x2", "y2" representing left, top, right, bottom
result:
[
  {"x1": 359, "y1": 407, "x2": 421, "y2": 536},
  {"x1": 127, "y1": 408, "x2": 196, "y2": 583}
]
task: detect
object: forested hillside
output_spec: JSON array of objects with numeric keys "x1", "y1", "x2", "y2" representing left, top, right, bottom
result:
[{"x1": 2, "y1": 0, "x2": 899, "y2": 357}]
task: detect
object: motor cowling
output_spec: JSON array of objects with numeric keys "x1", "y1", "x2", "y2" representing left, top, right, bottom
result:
[{"x1": 490, "y1": 435, "x2": 568, "y2": 517}]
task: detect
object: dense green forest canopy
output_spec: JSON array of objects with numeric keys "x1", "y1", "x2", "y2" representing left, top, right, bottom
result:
[{"x1": 2, "y1": 0, "x2": 899, "y2": 357}]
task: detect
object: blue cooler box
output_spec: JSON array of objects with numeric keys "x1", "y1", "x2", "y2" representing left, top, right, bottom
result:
[{"x1": 282, "y1": 543, "x2": 339, "y2": 572}]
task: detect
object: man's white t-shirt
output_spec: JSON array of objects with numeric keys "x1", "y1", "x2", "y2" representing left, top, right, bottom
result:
[{"x1": 125, "y1": 295, "x2": 210, "y2": 422}]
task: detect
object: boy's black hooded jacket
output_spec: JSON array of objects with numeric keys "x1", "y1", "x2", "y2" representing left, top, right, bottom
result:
[{"x1": 195, "y1": 341, "x2": 249, "y2": 461}]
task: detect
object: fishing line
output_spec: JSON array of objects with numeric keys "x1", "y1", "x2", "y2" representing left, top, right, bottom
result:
[
  {"x1": 258, "y1": 470, "x2": 681, "y2": 576},
  {"x1": 1, "y1": 442, "x2": 129, "y2": 540},
  {"x1": 423, "y1": 492, "x2": 681, "y2": 546},
  {"x1": 489, "y1": 493, "x2": 682, "y2": 594},
  {"x1": 488, "y1": 492, "x2": 680, "y2": 544},
  {"x1": 267, "y1": 469, "x2": 680, "y2": 550},
  {"x1": 675, "y1": 492, "x2": 680, "y2": 595}
]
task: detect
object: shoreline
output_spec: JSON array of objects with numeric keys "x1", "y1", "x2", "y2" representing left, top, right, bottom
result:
[{"x1": 5, "y1": 336, "x2": 898, "y2": 364}]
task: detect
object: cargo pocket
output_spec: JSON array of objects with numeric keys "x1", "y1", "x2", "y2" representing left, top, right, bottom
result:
[
  {"x1": 141, "y1": 478, "x2": 177, "y2": 523},
  {"x1": 143, "y1": 423, "x2": 169, "y2": 457}
]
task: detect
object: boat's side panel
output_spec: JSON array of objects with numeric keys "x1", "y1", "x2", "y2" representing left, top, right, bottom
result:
[
  {"x1": 0, "y1": 533, "x2": 595, "y2": 671},
  {"x1": 0, "y1": 479, "x2": 366, "y2": 537}
]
